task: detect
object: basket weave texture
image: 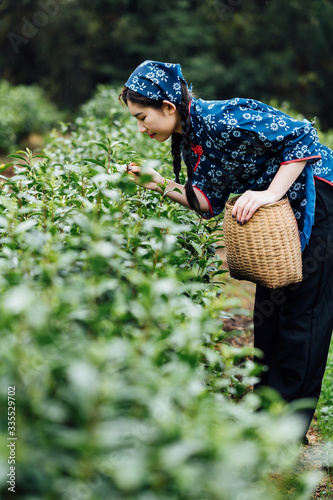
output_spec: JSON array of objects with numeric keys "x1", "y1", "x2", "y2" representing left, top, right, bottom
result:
[{"x1": 223, "y1": 195, "x2": 303, "y2": 289}]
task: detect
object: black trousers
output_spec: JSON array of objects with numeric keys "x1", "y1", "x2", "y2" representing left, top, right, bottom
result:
[{"x1": 254, "y1": 179, "x2": 333, "y2": 434}]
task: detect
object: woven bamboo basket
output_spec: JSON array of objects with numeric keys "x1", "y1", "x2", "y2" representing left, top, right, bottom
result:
[{"x1": 223, "y1": 195, "x2": 303, "y2": 289}]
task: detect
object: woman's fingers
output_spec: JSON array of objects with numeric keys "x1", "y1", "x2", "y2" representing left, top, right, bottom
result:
[
  {"x1": 126, "y1": 162, "x2": 140, "y2": 173},
  {"x1": 236, "y1": 200, "x2": 257, "y2": 224},
  {"x1": 126, "y1": 163, "x2": 141, "y2": 178},
  {"x1": 125, "y1": 164, "x2": 142, "y2": 187},
  {"x1": 232, "y1": 192, "x2": 253, "y2": 223},
  {"x1": 125, "y1": 164, "x2": 165, "y2": 190},
  {"x1": 231, "y1": 190, "x2": 279, "y2": 224}
]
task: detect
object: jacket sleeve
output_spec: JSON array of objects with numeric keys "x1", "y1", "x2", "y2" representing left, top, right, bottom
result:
[{"x1": 203, "y1": 99, "x2": 322, "y2": 166}]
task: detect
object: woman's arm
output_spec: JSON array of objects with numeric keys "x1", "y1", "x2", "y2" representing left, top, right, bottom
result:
[
  {"x1": 127, "y1": 164, "x2": 210, "y2": 212},
  {"x1": 232, "y1": 160, "x2": 307, "y2": 224}
]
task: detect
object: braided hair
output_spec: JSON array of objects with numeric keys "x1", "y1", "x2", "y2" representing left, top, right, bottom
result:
[
  {"x1": 119, "y1": 84, "x2": 200, "y2": 212},
  {"x1": 175, "y1": 82, "x2": 200, "y2": 212}
]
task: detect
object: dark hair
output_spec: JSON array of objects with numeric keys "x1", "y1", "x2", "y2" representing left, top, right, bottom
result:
[{"x1": 119, "y1": 84, "x2": 200, "y2": 212}]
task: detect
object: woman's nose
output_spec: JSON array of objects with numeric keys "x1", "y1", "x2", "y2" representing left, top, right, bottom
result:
[{"x1": 138, "y1": 122, "x2": 147, "y2": 133}]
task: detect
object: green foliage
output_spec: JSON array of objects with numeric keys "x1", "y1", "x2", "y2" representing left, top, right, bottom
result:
[
  {"x1": 316, "y1": 340, "x2": 333, "y2": 439},
  {"x1": 2, "y1": 0, "x2": 333, "y2": 128},
  {"x1": 0, "y1": 99, "x2": 320, "y2": 499},
  {"x1": 79, "y1": 86, "x2": 124, "y2": 120},
  {"x1": 0, "y1": 80, "x2": 63, "y2": 153}
]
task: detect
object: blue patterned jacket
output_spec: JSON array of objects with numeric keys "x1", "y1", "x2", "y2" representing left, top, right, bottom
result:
[{"x1": 189, "y1": 97, "x2": 333, "y2": 250}]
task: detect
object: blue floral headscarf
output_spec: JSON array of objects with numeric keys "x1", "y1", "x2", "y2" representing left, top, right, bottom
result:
[{"x1": 124, "y1": 60, "x2": 188, "y2": 105}]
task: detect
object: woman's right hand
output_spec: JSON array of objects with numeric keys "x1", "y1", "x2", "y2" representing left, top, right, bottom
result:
[
  {"x1": 126, "y1": 162, "x2": 165, "y2": 191},
  {"x1": 126, "y1": 163, "x2": 210, "y2": 213}
]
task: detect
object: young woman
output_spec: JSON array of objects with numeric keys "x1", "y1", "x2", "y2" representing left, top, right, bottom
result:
[{"x1": 120, "y1": 60, "x2": 333, "y2": 443}]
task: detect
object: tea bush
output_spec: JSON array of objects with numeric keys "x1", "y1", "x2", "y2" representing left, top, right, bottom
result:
[
  {"x1": 316, "y1": 342, "x2": 333, "y2": 439},
  {"x1": 0, "y1": 89, "x2": 321, "y2": 499},
  {"x1": 0, "y1": 80, "x2": 63, "y2": 154}
]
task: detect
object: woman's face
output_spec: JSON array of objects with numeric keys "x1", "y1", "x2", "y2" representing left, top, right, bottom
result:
[{"x1": 127, "y1": 100, "x2": 181, "y2": 142}]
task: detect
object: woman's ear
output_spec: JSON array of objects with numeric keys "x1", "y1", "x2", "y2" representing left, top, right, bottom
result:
[{"x1": 162, "y1": 100, "x2": 177, "y2": 115}]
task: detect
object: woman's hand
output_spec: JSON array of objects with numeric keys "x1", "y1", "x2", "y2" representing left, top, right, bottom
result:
[
  {"x1": 126, "y1": 162, "x2": 165, "y2": 192},
  {"x1": 232, "y1": 160, "x2": 307, "y2": 224},
  {"x1": 125, "y1": 162, "x2": 210, "y2": 212},
  {"x1": 232, "y1": 189, "x2": 280, "y2": 224}
]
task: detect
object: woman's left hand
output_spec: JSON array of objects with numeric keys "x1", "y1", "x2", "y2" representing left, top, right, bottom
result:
[
  {"x1": 126, "y1": 162, "x2": 165, "y2": 191},
  {"x1": 231, "y1": 189, "x2": 281, "y2": 224}
]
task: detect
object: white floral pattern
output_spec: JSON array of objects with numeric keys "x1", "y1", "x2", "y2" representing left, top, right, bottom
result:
[
  {"x1": 125, "y1": 62, "x2": 333, "y2": 249},
  {"x1": 125, "y1": 60, "x2": 185, "y2": 104},
  {"x1": 189, "y1": 97, "x2": 333, "y2": 248}
]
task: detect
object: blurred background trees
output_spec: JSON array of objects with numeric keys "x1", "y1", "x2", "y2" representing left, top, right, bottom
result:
[{"x1": 1, "y1": 0, "x2": 333, "y2": 127}]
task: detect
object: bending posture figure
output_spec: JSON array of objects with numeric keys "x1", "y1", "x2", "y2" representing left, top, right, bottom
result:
[{"x1": 120, "y1": 60, "x2": 333, "y2": 442}]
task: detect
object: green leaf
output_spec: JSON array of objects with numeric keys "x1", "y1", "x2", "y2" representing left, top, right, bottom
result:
[
  {"x1": 14, "y1": 219, "x2": 38, "y2": 234},
  {"x1": 7, "y1": 154, "x2": 27, "y2": 162},
  {"x1": 90, "y1": 141, "x2": 109, "y2": 152},
  {"x1": 0, "y1": 163, "x2": 13, "y2": 173},
  {"x1": 191, "y1": 242, "x2": 203, "y2": 255},
  {"x1": 16, "y1": 148, "x2": 32, "y2": 155},
  {"x1": 164, "y1": 187, "x2": 182, "y2": 197},
  {"x1": 32, "y1": 154, "x2": 50, "y2": 160},
  {"x1": 212, "y1": 269, "x2": 228, "y2": 277},
  {"x1": 83, "y1": 157, "x2": 106, "y2": 167},
  {"x1": 111, "y1": 140, "x2": 126, "y2": 148}
]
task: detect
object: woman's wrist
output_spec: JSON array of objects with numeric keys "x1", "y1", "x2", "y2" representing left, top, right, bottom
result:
[
  {"x1": 265, "y1": 187, "x2": 283, "y2": 202},
  {"x1": 267, "y1": 160, "x2": 307, "y2": 201},
  {"x1": 152, "y1": 177, "x2": 166, "y2": 193}
]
